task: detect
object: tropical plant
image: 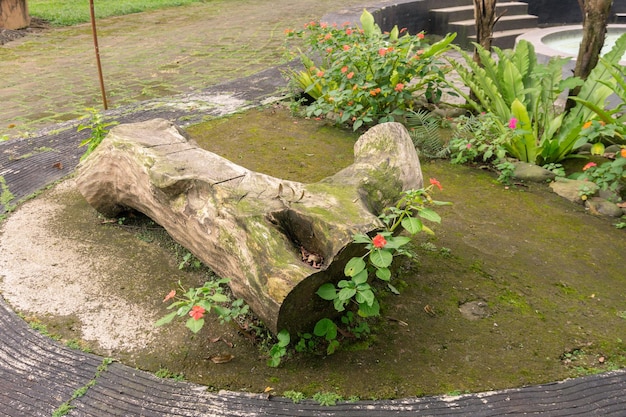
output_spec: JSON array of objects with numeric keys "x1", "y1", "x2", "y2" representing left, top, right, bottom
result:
[
  {"x1": 574, "y1": 149, "x2": 626, "y2": 200},
  {"x1": 445, "y1": 34, "x2": 626, "y2": 165},
  {"x1": 285, "y1": 10, "x2": 456, "y2": 130}
]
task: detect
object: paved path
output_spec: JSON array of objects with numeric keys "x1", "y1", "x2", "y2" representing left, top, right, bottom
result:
[{"x1": 1, "y1": 1, "x2": 626, "y2": 415}]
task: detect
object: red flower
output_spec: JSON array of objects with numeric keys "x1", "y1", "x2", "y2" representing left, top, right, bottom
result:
[
  {"x1": 347, "y1": 71, "x2": 354, "y2": 79},
  {"x1": 343, "y1": 45, "x2": 350, "y2": 51},
  {"x1": 345, "y1": 28, "x2": 353, "y2": 35},
  {"x1": 324, "y1": 33, "x2": 332, "y2": 40},
  {"x1": 394, "y1": 83, "x2": 405, "y2": 92},
  {"x1": 429, "y1": 178, "x2": 443, "y2": 190},
  {"x1": 163, "y1": 290, "x2": 176, "y2": 302},
  {"x1": 582, "y1": 162, "x2": 597, "y2": 171},
  {"x1": 372, "y1": 234, "x2": 387, "y2": 249},
  {"x1": 189, "y1": 305, "x2": 206, "y2": 320},
  {"x1": 341, "y1": 66, "x2": 348, "y2": 73},
  {"x1": 378, "y1": 48, "x2": 388, "y2": 57},
  {"x1": 417, "y1": 33, "x2": 425, "y2": 40},
  {"x1": 316, "y1": 70, "x2": 324, "y2": 77}
]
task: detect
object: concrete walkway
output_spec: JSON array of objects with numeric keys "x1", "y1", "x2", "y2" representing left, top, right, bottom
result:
[{"x1": 1, "y1": 1, "x2": 626, "y2": 416}]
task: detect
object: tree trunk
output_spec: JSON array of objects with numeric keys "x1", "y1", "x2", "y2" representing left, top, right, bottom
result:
[
  {"x1": 75, "y1": 119, "x2": 423, "y2": 335},
  {"x1": 0, "y1": 0, "x2": 30, "y2": 30},
  {"x1": 566, "y1": 0, "x2": 613, "y2": 109},
  {"x1": 472, "y1": 0, "x2": 497, "y2": 64}
]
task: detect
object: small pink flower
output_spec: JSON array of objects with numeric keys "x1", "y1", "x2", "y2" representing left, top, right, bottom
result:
[
  {"x1": 341, "y1": 66, "x2": 348, "y2": 73},
  {"x1": 582, "y1": 162, "x2": 597, "y2": 171},
  {"x1": 316, "y1": 70, "x2": 324, "y2": 77},
  {"x1": 163, "y1": 290, "x2": 176, "y2": 302},
  {"x1": 508, "y1": 118, "x2": 518, "y2": 129},
  {"x1": 343, "y1": 45, "x2": 350, "y2": 51},
  {"x1": 372, "y1": 234, "x2": 387, "y2": 249},
  {"x1": 466, "y1": 143, "x2": 472, "y2": 149},
  {"x1": 347, "y1": 71, "x2": 354, "y2": 79},
  {"x1": 417, "y1": 33, "x2": 425, "y2": 40}
]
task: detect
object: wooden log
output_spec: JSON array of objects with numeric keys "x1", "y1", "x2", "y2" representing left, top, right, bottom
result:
[
  {"x1": 75, "y1": 118, "x2": 423, "y2": 334},
  {"x1": 0, "y1": 0, "x2": 30, "y2": 30}
]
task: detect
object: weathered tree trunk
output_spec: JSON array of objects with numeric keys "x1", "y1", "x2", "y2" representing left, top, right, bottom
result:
[
  {"x1": 473, "y1": 0, "x2": 497, "y2": 64},
  {"x1": 0, "y1": 0, "x2": 30, "y2": 30},
  {"x1": 75, "y1": 119, "x2": 423, "y2": 335},
  {"x1": 566, "y1": 0, "x2": 613, "y2": 110}
]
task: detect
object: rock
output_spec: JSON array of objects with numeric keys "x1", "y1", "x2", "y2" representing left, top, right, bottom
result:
[
  {"x1": 585, "y1": 197, "x2": 625, "y2": 217},
  {"x1": 513, "y1": 162, "x2": 556, "y2": 182},
  {"x1": 458, "y1": 300, "x2": 489, "y2": 321},
  {"x1": 76, "y1": 119, "x2": 423, "y2": 335},
  {"x1": 549, "y1": 178, "x2": 599, "y2": 204}
]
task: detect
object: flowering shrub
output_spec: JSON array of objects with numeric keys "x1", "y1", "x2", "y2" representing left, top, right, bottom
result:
[
  {"x1": 312, "y1": 180, "x2": 450, "y2": 354},
  {"x1": 156, "y1": 278, "x2": 249, "y2": 333},
  {"x1": 576, "y1": 148, "x2": 626, "y2": 200},
  {"x1": 285, "y1": 10, "x2": 456, "y2": 130}
]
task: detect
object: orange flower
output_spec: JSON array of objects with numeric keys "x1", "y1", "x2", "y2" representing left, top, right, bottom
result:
[
  {"x1": 324, "y1": 33, "x2": 332, "y2": 40},
  {"x1": 429, "y1": 177, "x2": 443, "y2": 190},
  {"x1": 163, "y1": 290, "x2": 176, "y2": 302},
  {"x1": 316, "y1": 70, "x2": 324, "y2": 77},
  {"x1": 189, "y1": 305, "x2": 206, "y2": 320},
  {"x1": 583, "y1": 121, "x2": 593, "y2": 129},
  {"x1": 582, "y1": 162, "x2": 597, "y2": 171},
  {"x1": 341, "y1": 66, "x2": 348, "y2": 73},
  {"x1": 343, "y1": 45, "x2": 350, "y2": 51},
  {"x1": 369, "y1": 88, "x2": 381, "y2": 96},
  {"x1": 372, "y1": 234, "x2": 387, "y2": 249},
  {"x1": 417, "y1": 33, "x2": 425, "y2": 40},
  {"x1": 378, "y1": 48, "x2": 388, "y2": 57},
  {"x1": 620, "y1": 148, "x2": 626, "y2": 158},
  {"x1": 345, "y1": 28, "x2": 353, "y2": 35},
  {"x1": 394, "y1": 83, "x2": 405, "y2": 92},
  {"x1": 347, "y1": 71, "x2": 354, "y2": 79}
]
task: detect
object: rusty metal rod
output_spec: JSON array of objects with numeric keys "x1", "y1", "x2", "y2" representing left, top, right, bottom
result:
[{"x1": 89, "y1": 0, "x2": 108, "y2": 110}]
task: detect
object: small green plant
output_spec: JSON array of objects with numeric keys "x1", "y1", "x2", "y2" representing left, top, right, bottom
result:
[
  {"x1": 542, "y1": 163, "x2": 566, "y2": 178},
  {"x1": 448, "y1": 112, "x2": 508, "y2": 165},
  {"x1": 77, "y1": 108, "x2": 118, "y2": 160},
  {"x1": 178, "y1": 251, "x2": 202, "y2": 270},
  {"x1": 155, "y1": 368, "x2": 185, "y2": 381},
  {"x1": 573, "y1": 150, "x2": 626, "y2": 200},
  {"x1": 285, "y1": 10, "x2": 455, "y2": 130},
  {"x1": 495, "y1": 160, "x2": 516, "y2": 185},
  {"x1": 314, "y1": 180, "x2": 449, "y2": 352},
  {"x1": 283, "y1": 390, "x2": 306, "y2": 404},
  {"x1": 156, "y1": 278, "x2": 249, "y2": 333},
  {"x1": 406, "y1": 109, "x2": 449, "y2": 158},
  {"x1": 0, "y1": 175, "x2": 15, "y2": 211},
  {"x1": 312, "y1": 391, "x2": 343, "y2": 406},
  {"x1": 267, "y1": 329, "x2": 290, "y2": 367}
]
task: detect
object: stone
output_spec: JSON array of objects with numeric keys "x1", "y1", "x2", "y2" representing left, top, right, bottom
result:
[
  {"x1": 76, "y1": 119, "x2": 423, "y2": 335},
  {"x1": 549, "y1": 177, "x2": 599, "y2": 204},
  {"x1": 585, "y1": 197, "x2": 625, "y2": 217},
  {"x1": 512, "y1": 162, "x2": 556, "y2": 182}
]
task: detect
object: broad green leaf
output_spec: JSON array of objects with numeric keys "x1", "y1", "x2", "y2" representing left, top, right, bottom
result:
[
  {"x1": 185, "y1": 317, "x2": 204, "y2": 333},
  {"x1": 352, "y1": 269, "x2": 369, "y2": 285},
  {"x1": 418, "y1": 208, "x2": 442, "y2": 223},
  {"x1": 210, "y1": 293, "x2": 229, "y2": 303},
  {"x1": 355, "y1": 288, "x2": 375, "y2": 306},
  {"x1": 154, "y1": 311, "x2": 178, "y2": 327},
  {"x1": 352, "y1": 233, "x2": 371, "y2": 244},
  {"x1": 277, "y1": 329, "x2": 290, "y2": 347},
  {"x1": 369, "y1": 249, "x2": 393, "y2": 268},
  {"x1": 344, "y1": 257, "x2": 366, "y2": 277},
  {"x1": 314, "y1": 318, "x2": 337, "y2": 340},
  {"x1": 384, "y1": 236, "x2": 411, "y2": 249},
  {"x1": 401, "y1": 216, "x2": 423, "y2": 234},
  {"x1": 360, "y1": 9, "x2": 376, "y2": 37},
  {"x1": 358, "y1": 298, "x2": 380, "y2": 317},
  {"x1": 337, "y1": 287, "x2": 357, "y2": 302},
  {"x1": 376, "y1": 267, "x2": 391, "y2": 281},
  {"x1": 316, "y1": 283, "x2": 337, "y2": 300},
  {"x1": 389, "y1": 25, "x2": 399, "y2": 42}
]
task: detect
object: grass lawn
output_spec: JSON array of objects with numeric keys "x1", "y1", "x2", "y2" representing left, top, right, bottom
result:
[{"x1": 28, "y1": 0, "x2": 206, "y2": 26}]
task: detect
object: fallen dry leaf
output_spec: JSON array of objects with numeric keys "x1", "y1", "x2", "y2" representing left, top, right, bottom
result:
[{"x1": 209, "y1": 354, "x2": 235, "y2": 364}]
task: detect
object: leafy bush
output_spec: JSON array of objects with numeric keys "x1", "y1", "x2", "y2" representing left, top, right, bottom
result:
[
  {"x1": 285, "y1": 10, "x2": 455, "y2": 130},
  {"x1": 445, "y1": 34, "x2": 626, "y2": 165}
]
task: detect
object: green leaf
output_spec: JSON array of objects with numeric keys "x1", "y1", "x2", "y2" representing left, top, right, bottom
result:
[
  {"x1": 352, "y1": 269, "x2": 369, "y2": 285},
  {"x1": 277, "y1": 329, "x2": 290, "y2": 347},
  {"x1": 185, "y1": 317, "x2": 204, "y2": 333},
  {"x1": 154, "y1": 311, "x2": 178, "y2": 327},
  {"x1": 418, "y1": 207, "x2": 441, "y2": 223},
  {"x1": 337, "y1": 287, "x2": 357, "y2": 301},
  {"x1": 314, "y1": 318, "x2": 337, "y2": 340},
  {"x1": 401, "y1": 217, "x2": 423, "y2": 234},
  {"x1": 358, "y1": 298, "x2": 380, "y2": 317},
  {"x1": 375, "y1": 267, "x2": 391, "y2": 281},
  {"x1": 360, "y1": 9, "x2": 376, "y2": 37},
  {"x1": 316, "y1": 283, "x2": 337, "y2": 301},
  {"x1": 384, "y1": 236, "x2": 411, "y2": 249},
  {"x1": 388, "y1": 283, "x2": 401, "y2": 295},
  {"x1": 353, "y1": 233, "x2": 371, "y2": 244},
  {"x1": 369, "y1": 249, "x2": 393, "y2": 268},
  {"x1": 210, "y1": 293, "x2": 229, "y2": 303},
  {"x1": 344, "y1": 257, "x2": 366, "y2": 277}
]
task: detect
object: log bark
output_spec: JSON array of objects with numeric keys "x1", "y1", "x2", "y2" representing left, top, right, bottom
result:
[
  {"x1": 0, "y1": 0, "x2": 30, "y2": 30},
  {"x1": 472, "y1": 0, "x2": 497, "y2": 63},
  {"x1": 75, "y1": 119, "x2": 422, "y2": 335}
]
